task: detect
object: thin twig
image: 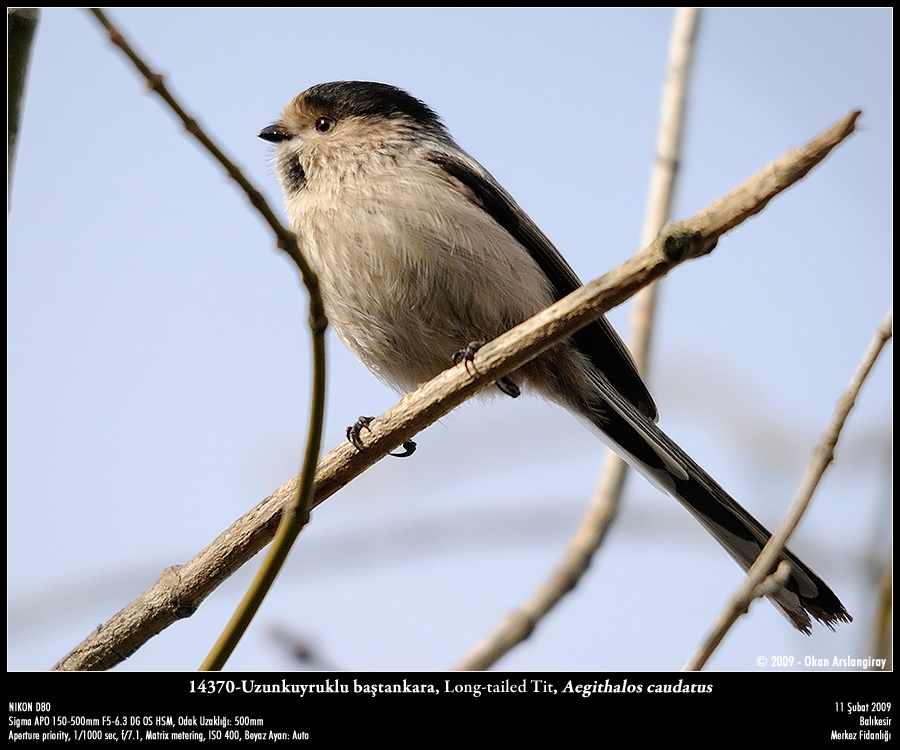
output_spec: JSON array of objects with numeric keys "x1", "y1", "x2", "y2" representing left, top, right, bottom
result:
[
  {"x1": 7, "y1": 7, "x2": 41, "y2": 207},
  {"x1": 631, "y1": 6, "x2": 701, "y2": 371},
  {"x1": 452, "y1": 7, "x2": 702, "y2": 672},
  {"x1": 53, "y1": 109, "x2": 861, "y2": 671},
  {"x1": 872, "y1": 565, "x2": 892, "y2": 671},
  {"x1": 684, "y1": 307, "x2": 892, "y2": 671},
  {"x1": 86, "y1": 8, "x2": 328, "y2": 671}
]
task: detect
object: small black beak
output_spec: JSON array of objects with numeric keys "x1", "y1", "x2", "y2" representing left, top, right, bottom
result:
[{"x1": 258, "y1": 124, "x2": 293, "y2": 143}]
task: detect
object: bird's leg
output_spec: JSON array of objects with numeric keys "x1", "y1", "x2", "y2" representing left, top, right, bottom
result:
[
  {"x1": 346, "y1": 416, "x2": 374, "y2": 450},
  {"x1": 452, "y1": 341, "x2": 520, "y2": 398},
  {"x1": 346, "y1": 415, "x2": 417, "y2": 458},
  {"x1": 451, "y1": 341, "x2": 485, "y2": 373}
]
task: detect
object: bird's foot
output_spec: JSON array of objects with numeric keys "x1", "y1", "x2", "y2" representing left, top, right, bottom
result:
[
  {"x1": 389, "y1": 441, "x2": 417, "y2": 458},
  {"x1": 452, "y1": 341, "x2": 485, "y2": 373},
  {"x1": 496, "y1": 375, "x2": 520, "y2": 398},
  {"x1": 346, "y1": 416, "x2": 374, "y2": 451},
  {"x1": 346, "y1": 416, "x2": 417, "y2": 458},
  {"x1": 452, "y1": 341, "x2": 520, "y2": 398}
]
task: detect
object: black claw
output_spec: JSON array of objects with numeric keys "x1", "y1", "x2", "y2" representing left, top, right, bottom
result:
[
  {"x1": 348, "y1": 417, "x2": 417, "y2": 458},
  {"x1": 389, "y1": 440, "x2": 417, "y2": 458},
  {"x1": 452, "y1": 341, "x2": 486, "y2": 375},
  {"x1": 454, "y1": 341, "x2": 520, "y2": 397},
  {"x1": 496, "y1": 375, "x2": 520, "y2": 398},
  {"x1": 346, "y1": 416, "x2": 374, "y2": 451}
]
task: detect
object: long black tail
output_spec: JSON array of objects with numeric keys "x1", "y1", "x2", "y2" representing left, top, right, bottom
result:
[{"x1": 581, "y1": 371, "x2": 852, "y2": 634}]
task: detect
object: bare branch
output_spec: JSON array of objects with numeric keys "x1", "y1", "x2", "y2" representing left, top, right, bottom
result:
[
  {"x1": 452, "y1": 7, "x2": 702, "y2": 672},
  {"x1": 872, "y1": 564, "x2": 892, "y2": 670},
  {"x1": 85, "y1": 8, "x2": 328, "y2": 671},
  {"x1": 53, "y1": 109, "x2": 861, "y2": 671},
  {"x1": 684, "y1": 307, "x2": 892, "y2": 671}
]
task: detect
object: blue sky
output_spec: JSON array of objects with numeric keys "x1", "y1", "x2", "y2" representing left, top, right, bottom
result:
[{"x1": 8, "y1": 8, "x2": 891, "y2": 671}]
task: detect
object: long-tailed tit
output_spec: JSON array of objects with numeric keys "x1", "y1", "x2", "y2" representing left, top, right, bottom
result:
[{"x1": 259, "y1": 81, "x2": 850, "y2": 633}]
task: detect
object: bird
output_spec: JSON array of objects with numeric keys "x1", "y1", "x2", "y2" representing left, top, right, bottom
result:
[{"x1": 259, "y1": 80, "x2": 851, "y2": 634}]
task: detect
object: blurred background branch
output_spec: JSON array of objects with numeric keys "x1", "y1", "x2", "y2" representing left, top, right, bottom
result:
[{"x1": 454, "y1": 7, "x2": 702, "y2": 671}]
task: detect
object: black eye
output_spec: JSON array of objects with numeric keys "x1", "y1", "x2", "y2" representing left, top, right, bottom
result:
[{"x1": 314, "y1": 117, "x2": 335, "y2": 133}]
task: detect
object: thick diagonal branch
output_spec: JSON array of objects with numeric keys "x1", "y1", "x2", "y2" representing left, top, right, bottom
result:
[{"x1": 53, "y1": 110, "x2": 861, "y2": 671}]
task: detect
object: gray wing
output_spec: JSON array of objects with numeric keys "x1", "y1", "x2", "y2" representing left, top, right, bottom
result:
[{"x1": 425, "y1": 149, "x2": 658, "y2": 421}]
